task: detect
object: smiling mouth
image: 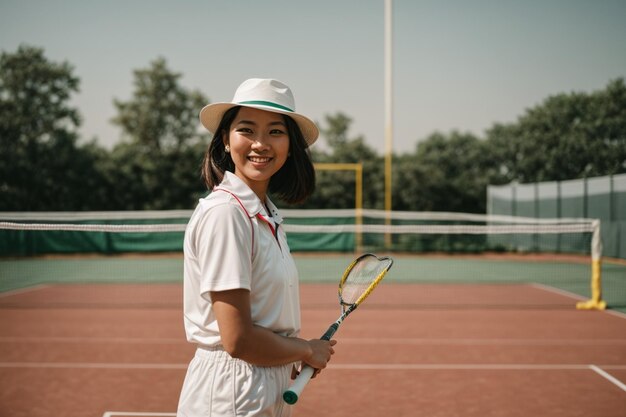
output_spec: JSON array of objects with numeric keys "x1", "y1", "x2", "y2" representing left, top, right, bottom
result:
[{"x1": 248, "y1": 156, "x2": 272, "y2": 163}]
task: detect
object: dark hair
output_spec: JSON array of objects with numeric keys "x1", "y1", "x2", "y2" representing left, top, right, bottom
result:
[
  {"x1": 202, "y1": 106, "x2": 239, "y2": 188},
  {"x1": 201, "y1": 106, "x2": 316, "y2": 204}
]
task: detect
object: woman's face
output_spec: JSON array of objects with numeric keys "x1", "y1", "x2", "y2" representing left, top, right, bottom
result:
[{"x1": 225, "y1": 107, "x2": 290, "y2": 200}]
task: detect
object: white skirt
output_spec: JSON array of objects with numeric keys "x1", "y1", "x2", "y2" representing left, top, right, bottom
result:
[{"x1": 177, "y1": 346, "x2": 293, "y2": 417}]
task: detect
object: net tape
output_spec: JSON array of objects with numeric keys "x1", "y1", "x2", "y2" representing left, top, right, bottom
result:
[
  {"x1": 0, "y1": 222, "x2": 186, "y2": 233},
  {"x1": 0, "y1": 221, "x2": 594, "y2": 235},
  {"x1": 0, "y1": 209, "x2": 597, "y2": 224}
]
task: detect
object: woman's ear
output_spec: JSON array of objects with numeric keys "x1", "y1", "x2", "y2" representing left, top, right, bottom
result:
[{"x1": 222, "y1": 132, "x2": 230, "y2": 153}]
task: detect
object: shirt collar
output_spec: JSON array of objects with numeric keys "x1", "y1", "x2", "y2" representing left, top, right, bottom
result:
[
  {"x1": 264, "y1": 196, "x2": 284, "y2": 225},
  {"x1": 215, "y1": 171, "x2": 283, "y2": 225}
]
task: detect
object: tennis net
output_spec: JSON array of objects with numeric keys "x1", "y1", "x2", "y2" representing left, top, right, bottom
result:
[{"x1": 0, "y1": 210, "x2": 623, "y2": 310}]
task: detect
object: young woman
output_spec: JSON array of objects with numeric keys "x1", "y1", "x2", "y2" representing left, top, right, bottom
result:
[{"x1": 177, "y1": 78, "x2": 336, "y2": 417}]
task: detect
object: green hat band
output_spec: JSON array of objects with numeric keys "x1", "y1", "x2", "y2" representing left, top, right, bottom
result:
[{"x1": 238, "y1": 100, "x2": 294, "y2": 113}]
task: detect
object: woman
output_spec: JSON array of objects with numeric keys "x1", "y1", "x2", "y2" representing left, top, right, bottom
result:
[{"x1": 177, "y1": 78, "x2": 336, "y2": 417}]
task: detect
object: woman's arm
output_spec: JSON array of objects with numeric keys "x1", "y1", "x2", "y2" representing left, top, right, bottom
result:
[{"x1": 211, "y1": 289, "x2": 336, "y2": 368}]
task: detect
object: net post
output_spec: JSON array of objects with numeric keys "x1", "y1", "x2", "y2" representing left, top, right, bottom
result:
[
  {"x1": 576, "y1": 219, "x2": 606, "y2": 310},
  {"x1": 355, "y1": 163, "x2": 363, "y2": 253}
]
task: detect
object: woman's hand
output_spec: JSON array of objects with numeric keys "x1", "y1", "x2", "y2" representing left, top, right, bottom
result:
[
  {"x1": 291, "y1": 338, "x2": 336, "y2": 379},
  {"x1": 304, "y1": 338, "x2": 337, "y2": 369}
]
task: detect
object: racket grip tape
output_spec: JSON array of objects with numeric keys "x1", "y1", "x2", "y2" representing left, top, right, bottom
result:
[
  {"x1": 283, "y1": 323, "x2": 338, "y2": 404},
  {"x1": 283, "y1": 365, "x2": 315, "y2": 404},
  {"x1": 321, "y1": 323, "x2": 339, "y2": 340}
]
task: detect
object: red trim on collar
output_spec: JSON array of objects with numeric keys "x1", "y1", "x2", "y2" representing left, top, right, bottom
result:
[{"x1": 213, "y1": 188, "x2": 255, "y2": 257}]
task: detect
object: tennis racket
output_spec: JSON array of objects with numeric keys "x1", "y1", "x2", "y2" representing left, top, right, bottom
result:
[{"x1": 283, "y1": 253, "x2": 394, "y2": 405}]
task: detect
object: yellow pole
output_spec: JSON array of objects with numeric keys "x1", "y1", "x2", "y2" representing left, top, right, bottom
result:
[
  {"x1": 314, "y1": 163, "x2": 363, "y2": 252},
  {"x1": 355, "y1": 163, "x2": 363, "y2": 251},
  {"x1": 384, "y1": 0, "x2": 393, "y2": 248},
  {"x1": 576, "y1": 259, "x2": 606, "y2": 310},
  {"x1": 576, "y1": 220, "x2": 606, "y2": 310}
]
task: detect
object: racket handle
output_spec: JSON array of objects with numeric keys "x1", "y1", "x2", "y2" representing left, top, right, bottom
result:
[
  {"x1": 321, "y1": 322, "x2": 338, "y2": 340},
  {"x1": 283, "y1": 323, "x2": 339, "y2": 404},
  {"x1": 283, "y1": 365, "x2": 315, "y2": 404}
]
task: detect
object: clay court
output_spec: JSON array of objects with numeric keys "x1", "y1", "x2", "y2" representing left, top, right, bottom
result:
[{"x1": 1, "y1": 270, "x2": 625, "y2": 417}]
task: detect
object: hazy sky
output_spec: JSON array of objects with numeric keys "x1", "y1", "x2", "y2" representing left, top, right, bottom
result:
[{"x1": 1, "y1": 0, "x2": 625, "y2": 153}]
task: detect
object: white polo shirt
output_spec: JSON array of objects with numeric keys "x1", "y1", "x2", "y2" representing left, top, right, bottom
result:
[{"x1": 183, "y1": 171, "x2": 301, "y2": 347}]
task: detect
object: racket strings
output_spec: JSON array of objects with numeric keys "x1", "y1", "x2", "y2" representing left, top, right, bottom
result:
[{"x1": 340, "y1": 256, "x2": 392, "y2": 305}]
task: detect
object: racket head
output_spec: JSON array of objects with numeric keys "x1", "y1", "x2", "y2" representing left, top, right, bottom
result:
[{"x1": 338, "y1": 253, "x2": 393, "y2": 308}]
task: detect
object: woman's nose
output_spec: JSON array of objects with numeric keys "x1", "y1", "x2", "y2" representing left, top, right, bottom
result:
[{"x1": 251, "y1": 134, "x2": 270, "y2": 150}]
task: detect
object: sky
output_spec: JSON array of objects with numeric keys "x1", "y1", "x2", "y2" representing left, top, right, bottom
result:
[{"x1": 1, "y1": 0, "x2": 625, "y2": 153}]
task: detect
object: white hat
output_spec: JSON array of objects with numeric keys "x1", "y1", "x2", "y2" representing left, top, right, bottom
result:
[{"x1": 199, "y1": 78, "x2": 319, "y2": 146}]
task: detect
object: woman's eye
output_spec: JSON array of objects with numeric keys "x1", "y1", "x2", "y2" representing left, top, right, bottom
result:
[
  {"x1": 237, "y1": 128, "x2": 253, "y2": 133},
  {"x1": 270, "y1": 129, "x2": 286, "y2": 135}
]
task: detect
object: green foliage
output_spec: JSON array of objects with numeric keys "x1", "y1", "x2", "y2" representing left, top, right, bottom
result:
[
  {"x1": 393, "y1": 131, "x2": 499, "y2": 212},
  {"x1": 394, "y1": 78, "x2": 625, "y2": 212},
  {"x1": 0, "y1": 45, "x2": 107, "y2": 210},
  {"x1": 106, "y1": 58, "x2": 210, "y2": 209},
  {"x1": 1, "y1": 44, "x2": 624, "y2": 212},
  {"x1": 486, "y1": 78, "x2": 626, "y2": 182},
  {"x1": 96, "y1": 140, "x2": 207, "y2": 210},
  {"x1": 112, "y1": 57, "x2": 207, "y2": 151},
  {"x1": 296, "y1": 112, "x2": 384, "y2": 209}
]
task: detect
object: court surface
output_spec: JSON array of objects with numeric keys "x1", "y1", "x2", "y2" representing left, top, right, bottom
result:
[{"x1": 1, "y1": 281, "x2": 625, "y2": 417}]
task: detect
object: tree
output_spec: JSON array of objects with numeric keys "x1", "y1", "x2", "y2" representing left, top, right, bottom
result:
[
  {"x1": 0, "y1": 45, "x2": 106, "y2": 210},
  {"x1": 393, "y1": 152, "x2": 443, "y2": 212},
  {"x1": 486, "y1": 78, "x2": 626, "y2": 183},
  {"x1": 299, "y1": 112, "x2": 383, "y2": 209},
  {"x1": 112, "y1": 57, "x2": 207, "y2": 151},
  {"x1": 394, "y1": 131, "x2": 496, "y2": 213},
  {"x1": 108, "y1": 58, "x2": 210, "y2": 209}
]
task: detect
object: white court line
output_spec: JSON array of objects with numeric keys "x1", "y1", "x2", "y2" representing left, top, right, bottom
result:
[
  {"x1": 2, "y1": 336, "x2": 625, "y2": 346},
  {"x1": 0, "y1": 284, "x2": 51, "y2": 298},
  {"x1": 330, "y1": 364, "x2": 592, "y2": 370},
  {"x1": 103, "y1": 413, "x2": 176, "y2": 417},
  {"x1": 531, "y1": 283, "x2": 626, "y2": 320},
  {"x1": 338, "y1": 338, "x2": 626, "y2": 346},
  {"x1": 604, "y1": 309, "x2": 626, "y2": 320},
  {"x1": 2, "y1": 361, "x2": 625, "y2": 371},
  {"x1": 0, "y1": 336, "x2": 182, "y2": 344},
  {"x1": 0, "y1": 362, "x2": 187, "y2": 369},
  {"x1": 530, "y1": 283, "x2": 586, "y2": 301},
  {"x1": 328, "y1": 364, "x2": 626, "y2": 371},
  {"x1": 589, "y1": 365, "x2": 626, "y2": 392}
]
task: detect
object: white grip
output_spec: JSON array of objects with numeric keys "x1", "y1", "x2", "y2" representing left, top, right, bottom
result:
[{"x1": 282, "y1": 365, "x2": 315, "y2": 404}]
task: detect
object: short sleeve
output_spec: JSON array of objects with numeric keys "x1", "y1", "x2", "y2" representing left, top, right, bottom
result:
[{"x1": 192, "y1": 202, "x2": 253, "y2": 296}]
